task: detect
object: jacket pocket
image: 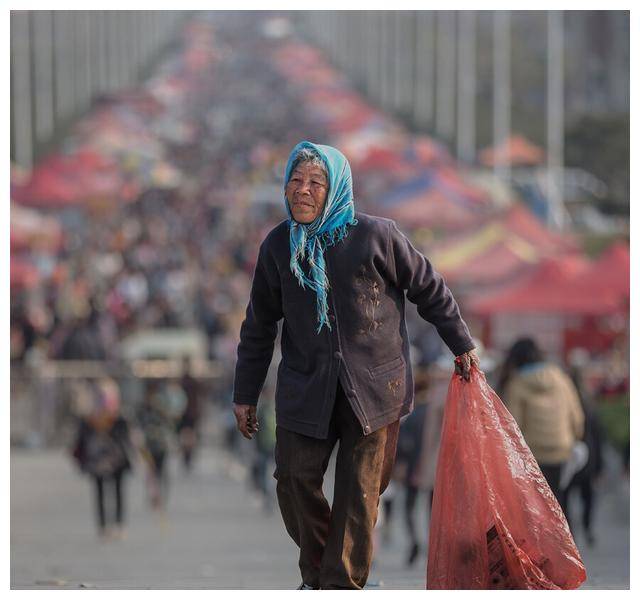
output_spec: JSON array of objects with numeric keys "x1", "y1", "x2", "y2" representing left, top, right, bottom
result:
[
  {"x1": 361, "y1": 354, "x2": 407, "y2": 416},
  {"x1": 369, "y1": 355, "x2": 404, "y2": 379},
  {"x1": 276, "y1": 363, "x2": 320, "y2": 425}
]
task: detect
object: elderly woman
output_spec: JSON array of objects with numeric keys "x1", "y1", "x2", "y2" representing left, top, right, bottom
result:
[{"x1": 232, "y1": 141, "x2": 478, "y2": 589}]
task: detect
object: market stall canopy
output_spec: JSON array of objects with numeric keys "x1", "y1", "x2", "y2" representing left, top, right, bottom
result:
[
  {"x1": 12, "y1": 148, "x2": 124, "y2": 207},
  {"x1": 381, "y1": 188, "x2": 477, "y2": 231},
  {"x1": 498, "y1": 202, "x2": 577, "y2": 252},
  {"x1": 355, "y1": 145, "x2": 414, "y2": 175},
  {"x1": 432, "y1": 226, "x2": 541, "y2": 287},
  {"x1": 575, "y1": 242, "x2": 629, "y2": 299},
  {"x1": 407, "y1": 135, "x2": 450, "y2": 168},
  {"x1": 428, "y1": 203, "x2": 579, "y2": 286},
  {"x1": 479, "y1": 134, "x2": 545, "y2": 167},
  {"x1": 434, "y1": 165, "x2": 491, "y2": 207},
  {"x1": 335, "y1": 126, "x2": 405, "y2": 165},
  {"x1": 375, "y1": 168, "x2": 491, "y2": 230},
  {"x1": 468, "y1": 253, "x2": 625, "y2": 316}
]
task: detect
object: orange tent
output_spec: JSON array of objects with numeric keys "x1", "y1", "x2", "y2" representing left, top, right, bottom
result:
[{"x1": 479, "y1": 134, "x2": 545, "y2": 168}]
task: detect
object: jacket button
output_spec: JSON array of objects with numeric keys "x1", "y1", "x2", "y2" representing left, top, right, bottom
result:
[
  {"x1": 350, "y1": 389, "x2": 356, "y2": 396},
  {"x1": 364, "y1": 425, "x2": 371, "y2": 433},
  {"x1": 334, "y1": 351, "x2": 342, "y2": 360}
]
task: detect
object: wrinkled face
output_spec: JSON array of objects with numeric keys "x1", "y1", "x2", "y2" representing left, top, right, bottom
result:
[{"x1": 285, "y1": 161, "x2": 329, "y2": 224}]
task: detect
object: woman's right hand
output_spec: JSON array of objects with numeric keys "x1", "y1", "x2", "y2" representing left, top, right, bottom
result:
[{"x1": 233, "y1": 404, "x2": 259, "y2": 440}]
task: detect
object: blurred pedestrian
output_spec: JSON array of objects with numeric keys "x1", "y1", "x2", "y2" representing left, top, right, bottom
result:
[
  {"x1": 380, "y1": 366, "x2": 428, "y2": 566},
  {"x1": 177, "y1": 356, "x2": 202, "y2": 473},
  {"x1": 564, "y1": 349, "x2": 605, "y2": 546},
  {"x1": 415, "y1": 365, "x2": 450, "y2": 517},
  {"x1": 251, "y1": 396, "x2": 277, "y2": 513},
  {"x1": 379, "y1": 480, "x2": 398, "y2": 546},
  {"x1": 56, "y1": 304, "x2": 107, "y2": 361},
  {"x1": 501, "y1": 338, "x2": 585, "y2": 518},
  {"x1": 135, "y1": 380, "x2": 174, "y2": 512},
  {"x1": 393, "y1": 367, "x2": 430, "y2": 566},
  {"x1": 71, "y1": 378, "x2": 132, "y2": 540}
]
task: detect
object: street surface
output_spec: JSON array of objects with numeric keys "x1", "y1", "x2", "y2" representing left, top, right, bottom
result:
[{"x1": 11, "y1": 422, "x2": 629, "y2": 590}]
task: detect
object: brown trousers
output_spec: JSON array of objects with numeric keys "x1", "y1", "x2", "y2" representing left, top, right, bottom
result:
[{"x1": 273, "y1": 380, "x2": 401, "y2": 589}]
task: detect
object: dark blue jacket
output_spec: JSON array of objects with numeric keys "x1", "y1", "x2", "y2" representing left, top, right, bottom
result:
[{"x1": 232, "y1": 211, "x2": 475, "y2": 439}]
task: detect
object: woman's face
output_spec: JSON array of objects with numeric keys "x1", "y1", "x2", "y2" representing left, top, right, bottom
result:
[{"x1": 285, "y1": 161, "x2": 328, "y2": 224}]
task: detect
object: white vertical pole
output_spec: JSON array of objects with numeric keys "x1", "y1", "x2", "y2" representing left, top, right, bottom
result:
[
  {"x1": 54, "y1": 11, "x2": 74, "y2": 122},
  {"x1": 117, "y1": 11, "x2": 127, "y2": 86},
  {"x1": 413, "y1": 11, "x2": 435, "y2": 130},
  {"x1": 393, "y1": 12, "x2": 403, "y2": 112},
  {"x1": 493, "y1": 11, "x2": 511, "y2": 182},
  {"x1": 32, "y1": 11, "x2": 55, "y2": 144},
  {"x1": 380, "y1": 12, "x2": 391, "y2": 111},
  {"x1": 105, "y1": 11, "x2": 115, "y2": 90},
  {"x1": 75, "y1": 11, "x2": 91, "y2": 111},
  {"x1": 69, "y1": 11, "x2": 80, "y2": 115},
  {"x1": 401, "y1": 11, "x2": 415, "y2": 116},
  {"x1": 88, "y1": 11, "x2": 98, "y2": 97},
  {"x1": 132, "y1": 10, "x2": 140, "y2": 78},
  {"x1": 124, "y1": 11, "x2": 133, "y2": 84},
  {"x1": 457, "y1": 11, "x2": 476, "y2": 163},
  {"x1": 11, "y1": 11, "x2": 34, "y2": 168},
  {"x1": 365, "y1": 12, "x2": 377, "y2": 98},
  {"x1": 436, "y1": 11, "x2": 456, "y2": 143},
  {"x1": 140, "y1": 10, "x2": 148, "y2": 64},
  {"x1": 547, "y1": 10, "x2": 565, "y2": 230}
]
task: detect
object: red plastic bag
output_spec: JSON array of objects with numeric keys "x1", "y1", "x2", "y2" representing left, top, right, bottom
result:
[{"x1": 426, "y1": 365, "x2": 587, "y2": 589}]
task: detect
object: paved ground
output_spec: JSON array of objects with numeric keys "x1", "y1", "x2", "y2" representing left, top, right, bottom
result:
[{"x1": 11, "y1": 434, "x2": 629, "y2": 590}]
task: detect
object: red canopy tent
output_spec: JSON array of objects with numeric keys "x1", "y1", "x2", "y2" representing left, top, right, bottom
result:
[
  {"x1": 500, "y1": 203, "x2": 577, "y2": 253},
  {"x1": 12, "y1": 148, "x2": 123, "y2": 208},
  {"x1": 438, "y1": 238, "x2": 540, "y2": 288},
  {"x1": 410, "y1": 136, "x2": 449, "y2": 168},
  {"x1": 381, "y1": 189, "x2": 478, "y2": 231},
  {"x1": 355, "y1": 146, "x2": 413, "y2": 174},
  {"x1": 468, "y1": 255, "x2": 600, "y2": 315},
  {"x1": 427, "y1": 203, "x2": 572, "y2": 288},
  {"x1": 574, "y1": 242, "x2": 629, "y2": 299},
  {"x1": 467, "y1": 251, "x2": 627, "y2": 359},
  {"x1": 436, "y1": 165, "x2": 491, "y2": 208}
]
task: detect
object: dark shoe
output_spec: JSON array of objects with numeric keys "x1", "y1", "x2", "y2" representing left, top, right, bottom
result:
[
  {"x1": 296, "y1": 583, "x2": 316, "y2": 590},
  {"x1": 407, "y1": 542, "x2": 420, "y2": 566}
]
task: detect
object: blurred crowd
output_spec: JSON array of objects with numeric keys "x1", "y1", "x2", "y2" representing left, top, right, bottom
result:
[{"x1": 11, "y1": 14, "x2": 327, "y2": 375}]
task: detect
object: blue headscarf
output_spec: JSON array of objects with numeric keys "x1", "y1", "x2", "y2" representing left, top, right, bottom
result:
[{"x1": 284, "y1": 141, "x2": 358, "y2": 334}]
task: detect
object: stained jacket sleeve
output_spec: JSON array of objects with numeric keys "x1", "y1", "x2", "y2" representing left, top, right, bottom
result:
[
  {"x1": 387, "y1": 221, "x2": 476, "y2": 356},
  {"x1": 232, "y1": 238, "x2": 283, "y2": 406}
]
